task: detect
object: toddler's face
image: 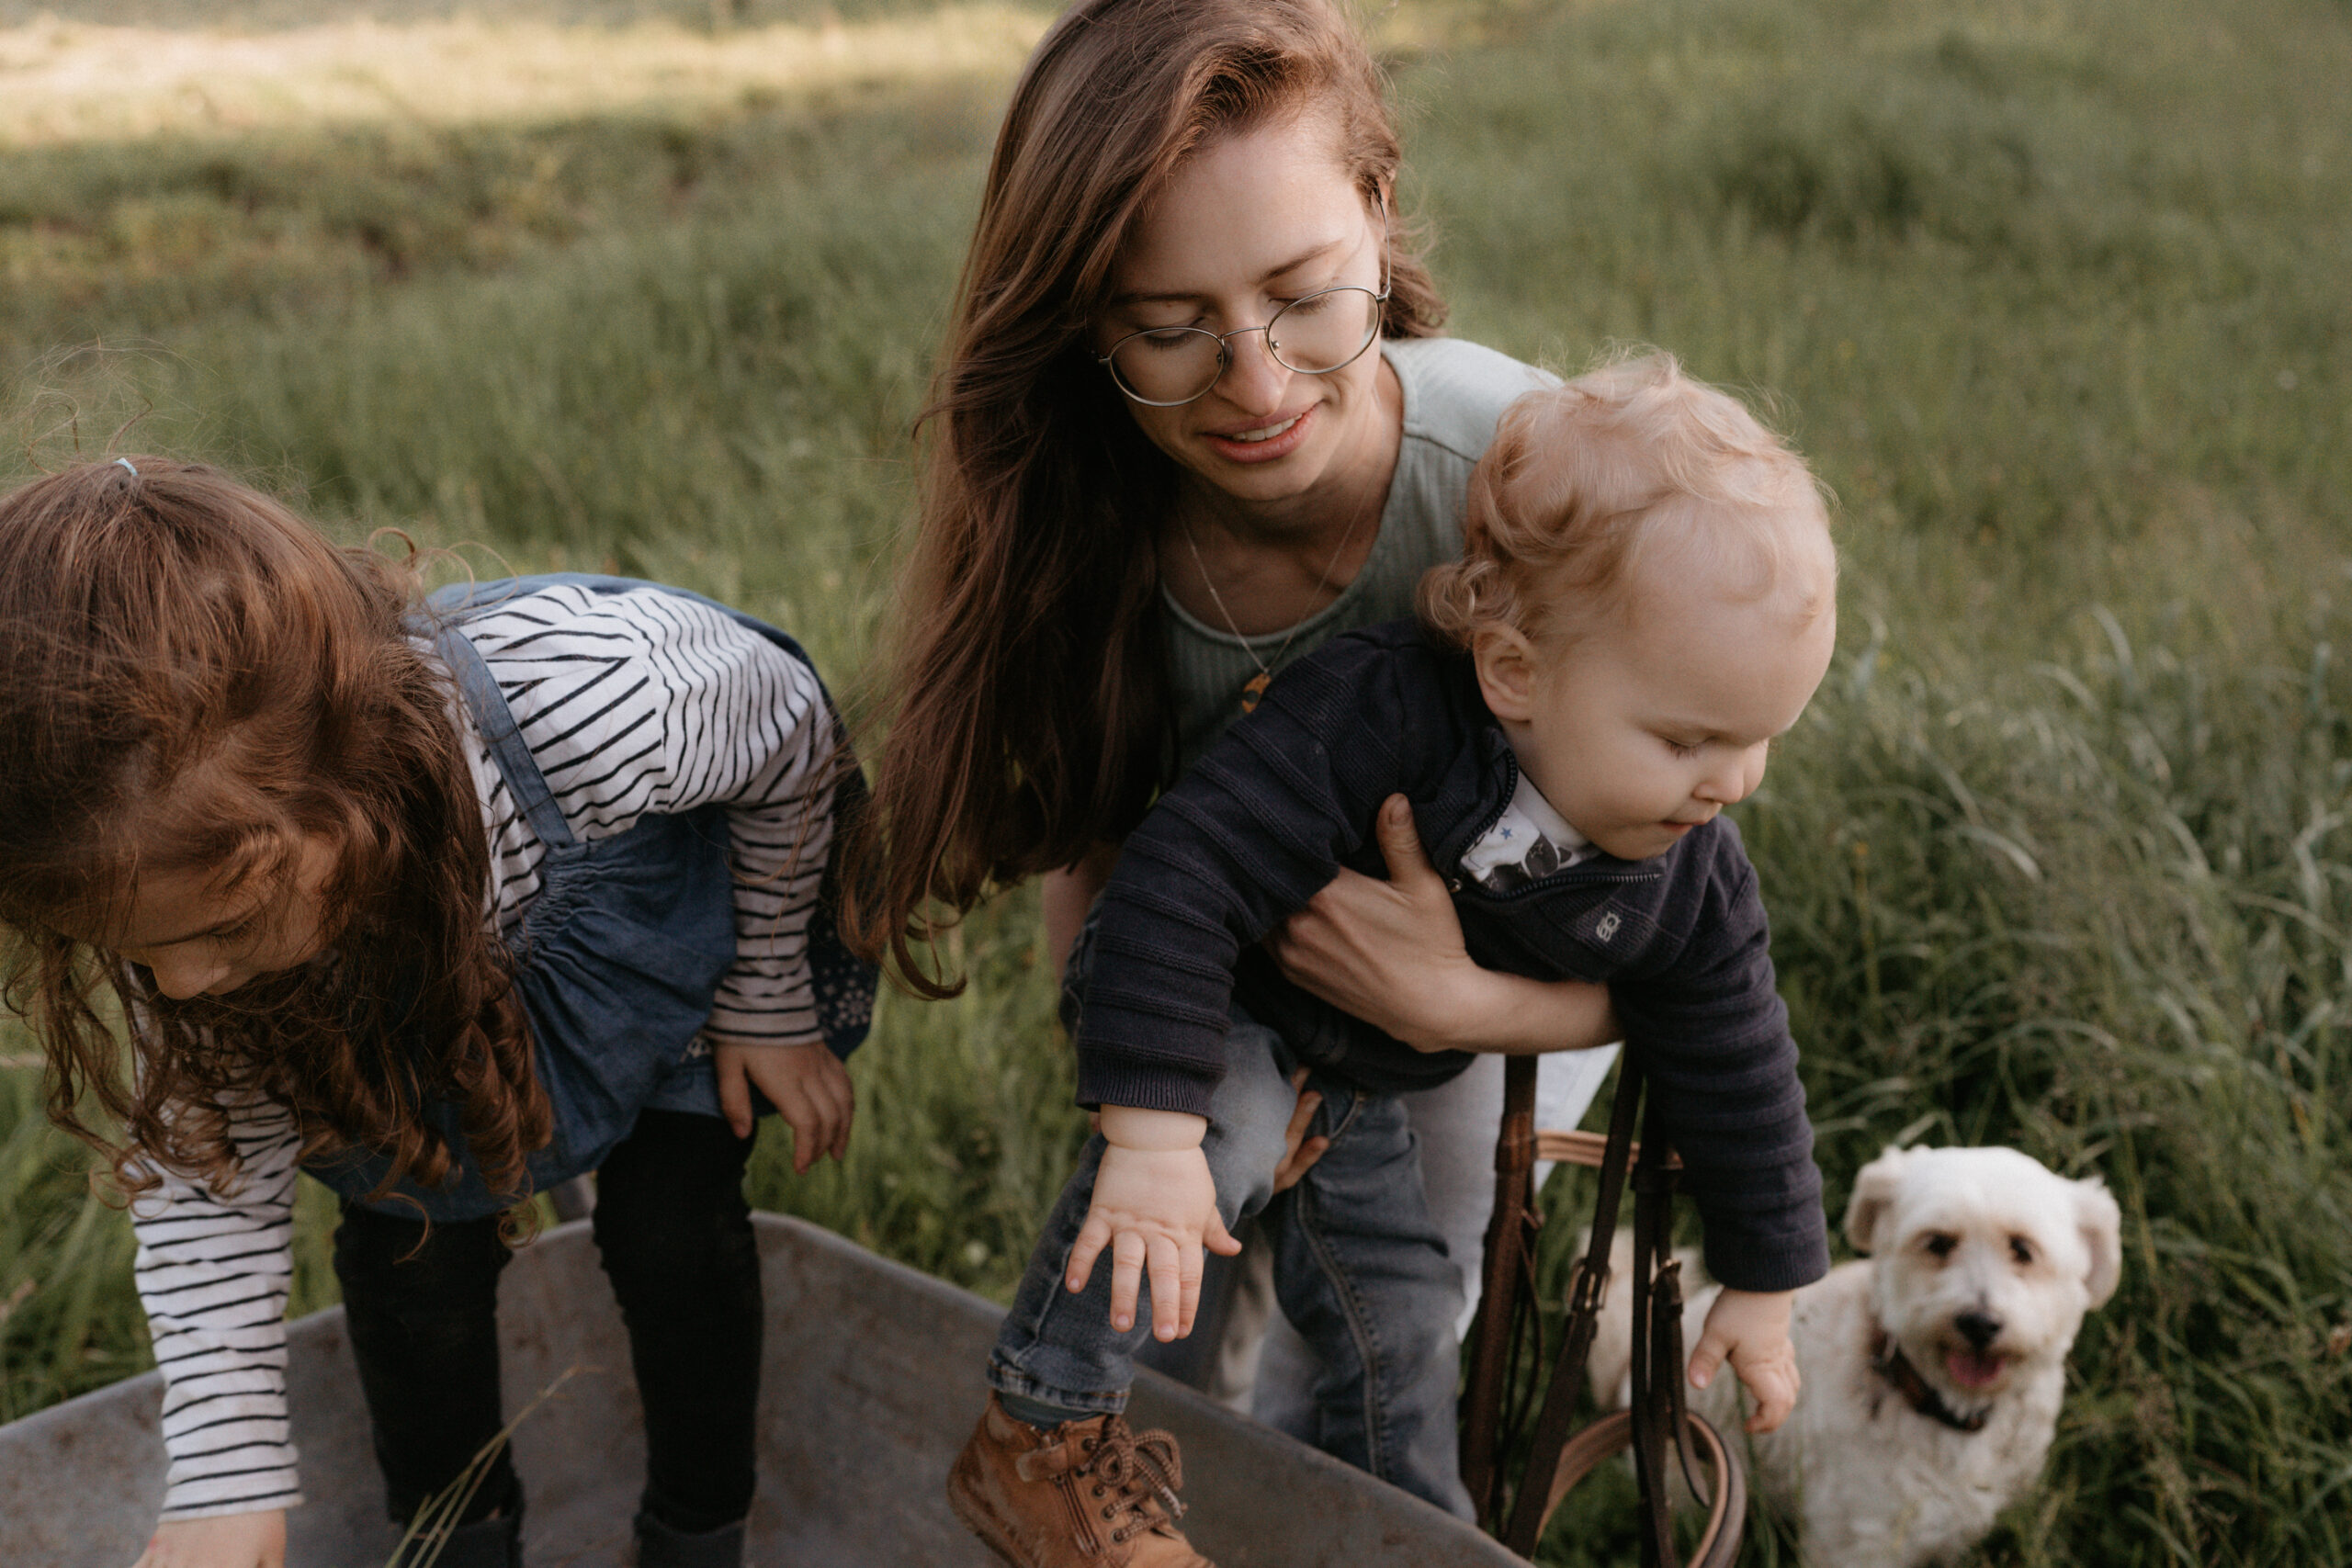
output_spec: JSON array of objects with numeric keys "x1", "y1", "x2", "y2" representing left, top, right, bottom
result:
[
  {"x1": 100, "y1": 836, "x2": 340, "y2": 999},
  {"x1": 1477, "y1": 536, "x2": 1836, "y2": 862}
]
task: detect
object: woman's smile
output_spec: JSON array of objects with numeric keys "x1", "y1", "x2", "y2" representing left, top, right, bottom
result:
[{"x1": 1199, "y1": 403, "x2": 1317, "y2": 464}]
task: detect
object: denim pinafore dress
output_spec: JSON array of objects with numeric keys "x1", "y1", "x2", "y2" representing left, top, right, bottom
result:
[{"x1": 304, "y1": 576, "x2": 876, "y2": 1223}]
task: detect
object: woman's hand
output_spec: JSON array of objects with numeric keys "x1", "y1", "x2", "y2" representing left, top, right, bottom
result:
[
  {"x1": 1267, "y1": 795, "x2": 1621, "y2": 1054},
  {"x1": 131, "y1": 1512, "x2": 286, "y2": 1568},
  {"x1": 713, "y1": 1040, "x2": 854, "y2": 1170},
  {"x1": 1069, "y1": 1108, "x2": 1241, "y2": 1342},
  {"x1": 1270, "y1": 1068, "x2": 1329, "y2": 1193},
  {"x1": 1688, "y1": 1287, "x2": 1801, "y2": 1434}
]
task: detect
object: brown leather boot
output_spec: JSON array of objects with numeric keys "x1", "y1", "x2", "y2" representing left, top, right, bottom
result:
[{"x1": 948, "y1": 1394, "x2": 1216, "y2": 1568}]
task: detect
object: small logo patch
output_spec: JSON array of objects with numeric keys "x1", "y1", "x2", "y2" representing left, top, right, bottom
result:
[{"x1": 1594, "y1": 911, "x2": 1623, "y2": 943}]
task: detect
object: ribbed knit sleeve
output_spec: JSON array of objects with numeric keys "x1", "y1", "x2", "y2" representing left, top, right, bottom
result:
[
  {"x1": 1074, "y1": 641, "x2": 1433, "y2": 1116},
  {"x1": 1612, "y1": 836, "x2": 1829, "y2": 1293}
]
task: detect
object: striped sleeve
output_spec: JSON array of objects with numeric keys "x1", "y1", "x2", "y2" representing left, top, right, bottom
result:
[
  {"x1": 458, "y1": 584, "x2": 838, "y2": 1044},
  {"x1": 130, "y1": 1105, "x2": 303, "y2": 1520}
]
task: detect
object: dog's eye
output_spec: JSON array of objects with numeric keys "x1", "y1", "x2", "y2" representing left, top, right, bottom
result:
[
  {"x1": 2008, "y1": 1235, "x2": 2036, "y2": 1267},
  {"x1": 1922, "y1": 1232, "x2": 1958, "y2": 1259}
]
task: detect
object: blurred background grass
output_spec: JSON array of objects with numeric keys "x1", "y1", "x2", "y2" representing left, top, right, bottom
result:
[{"x1": 1, "y1": 0, "x2": 2347, "y2": 1562}]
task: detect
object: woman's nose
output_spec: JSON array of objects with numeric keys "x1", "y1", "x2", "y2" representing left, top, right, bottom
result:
[{"x1": 1214, "y1": 329, "x2": 1292, "y2": 413}]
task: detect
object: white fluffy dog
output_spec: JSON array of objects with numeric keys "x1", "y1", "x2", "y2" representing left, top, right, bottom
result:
[{"x1": 1588, "y1": 1145, "x2": 2121, "y2": 1568}]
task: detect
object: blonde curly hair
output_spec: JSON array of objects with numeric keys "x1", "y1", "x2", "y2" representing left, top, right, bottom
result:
[{"x1": 1419, "y1": 352, "x2": 1833, "y2": 649}]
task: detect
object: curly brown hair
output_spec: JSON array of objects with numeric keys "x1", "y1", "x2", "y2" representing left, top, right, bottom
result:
[{"x1": 0, "y1": 457, "x2": 548, "y2": 1209}]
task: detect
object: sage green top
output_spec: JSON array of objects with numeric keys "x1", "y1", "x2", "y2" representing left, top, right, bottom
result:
[{"x1": 1165, "y1": 335, "x2": 1555, "y2": 770}]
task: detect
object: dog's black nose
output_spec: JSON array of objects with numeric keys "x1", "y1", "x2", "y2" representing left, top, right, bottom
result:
[{"x1": 1955, "y1": 1310, "x2": 2003, "y2": 1349}]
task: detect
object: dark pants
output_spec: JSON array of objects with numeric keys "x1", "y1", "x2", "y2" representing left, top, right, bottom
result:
[{"x1": 333, "y1": 1110, "x2": 763, "y2": 1536}]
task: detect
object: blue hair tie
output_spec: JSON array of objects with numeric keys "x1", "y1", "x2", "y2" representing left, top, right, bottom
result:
[{"x1": 113, "y1": 457, "x2": 138, "y2": 478}]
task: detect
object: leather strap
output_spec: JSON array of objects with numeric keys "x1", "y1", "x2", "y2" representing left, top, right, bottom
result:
[
  {"x1": 1629, "y1": 1088, "x2": 1687, "y2": 1567},
  {"x1": 1540, "y1": 1409, "x2": 1746, "y2": 1568},
  {"x1": 1472, "y1": 1059, "x2": 1749, "y2": 1567},
  {"x1": 1458, "y1": 1055, "x2": 1541, "y2": 1521},
  {"x1": 1499, "y1": 1061, "x2": 1644, "y2": 1554}
]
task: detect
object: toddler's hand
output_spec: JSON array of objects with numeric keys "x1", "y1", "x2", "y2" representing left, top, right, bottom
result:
[
  {"x1": 131, "y1": 1511, "x2": 286, "y2": 1568},
  {"x1": 1069, "y1": 1111, "x2": 1241, "y2": 1343},
  {"x1": 713, "y1": 1039, "x2": 854, "y2": 1170},
  {"x1": 1688, "y1": 1286, "x2": 1800, "y2": 1434}
]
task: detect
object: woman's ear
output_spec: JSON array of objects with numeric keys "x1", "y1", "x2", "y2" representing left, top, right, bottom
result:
[{"x1": 1473, "y1": 626, "x2": 1541, "y2": 722}]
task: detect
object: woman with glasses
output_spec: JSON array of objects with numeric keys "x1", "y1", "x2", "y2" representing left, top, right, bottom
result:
[{"x1": 852, "y1": 0, "x2": 1619, "y2": 1554}]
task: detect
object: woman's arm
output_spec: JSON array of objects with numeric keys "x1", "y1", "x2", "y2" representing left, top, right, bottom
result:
[
  {"x1": 1265, "y1": 795, "x2": 1621, "y2": 1055},
  {"x1": 1042, "y1": 842, "x2": 1122, "y2": 979}
]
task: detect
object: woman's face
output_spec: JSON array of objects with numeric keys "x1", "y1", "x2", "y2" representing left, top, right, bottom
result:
[{"x1": 1096, "y1": 109, "x2": 1391, "y2": 510}]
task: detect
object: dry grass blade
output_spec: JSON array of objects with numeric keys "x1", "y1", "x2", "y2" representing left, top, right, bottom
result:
[{"x1": 383, "y1": 1361, "x2": 582, "y2": 1568}]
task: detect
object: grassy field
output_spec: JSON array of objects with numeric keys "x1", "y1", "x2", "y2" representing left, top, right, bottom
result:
[{"x1": 3, "y1": 0, "x2": 2348, "y2": 1562}]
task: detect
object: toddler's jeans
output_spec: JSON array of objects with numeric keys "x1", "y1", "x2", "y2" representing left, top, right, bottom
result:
[
  {"x1": 985, "y1": 1004, "x2": 1475, "y2": 1520},
  {"x1": 333, "y1": 1109, "x2": 762, "y2": 1537}
]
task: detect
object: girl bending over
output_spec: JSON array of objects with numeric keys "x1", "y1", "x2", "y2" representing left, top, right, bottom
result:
[{"x1": 0, "y1": 458, "x2": 874, "y2": 1568}]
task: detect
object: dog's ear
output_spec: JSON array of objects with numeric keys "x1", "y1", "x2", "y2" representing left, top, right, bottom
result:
[
  {"x1": 2074, "y1": 1176, "x2": 2123, "y2": 1307},
  {"x1": 1843, "y1": 1146, "x2": 1911, "y2": 1255}
]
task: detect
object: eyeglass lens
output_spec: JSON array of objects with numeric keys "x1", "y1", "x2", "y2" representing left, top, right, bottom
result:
[{"x1": 1106, "y1": 286, "x2": 1383, "y2": 406}]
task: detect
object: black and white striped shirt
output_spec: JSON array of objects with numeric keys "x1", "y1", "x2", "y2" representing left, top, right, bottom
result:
[{"x1": 131, "y1": 582, "x2": 840, "y2": 1519}]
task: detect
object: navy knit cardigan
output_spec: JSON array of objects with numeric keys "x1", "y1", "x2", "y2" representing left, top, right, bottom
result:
[{"x1": 1073, "y1": 620, "x2": 1830, "y2": 1293}]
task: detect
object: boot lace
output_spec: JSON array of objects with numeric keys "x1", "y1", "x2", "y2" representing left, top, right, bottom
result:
[{"x1": 1075, "y1": 1422, "x2": 1188, "y2": 1545}]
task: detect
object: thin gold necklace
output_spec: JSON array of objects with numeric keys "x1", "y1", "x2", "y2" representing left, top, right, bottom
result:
[{"x1": 1180, "y1": 495, "x2": 1376, "y2": 715}]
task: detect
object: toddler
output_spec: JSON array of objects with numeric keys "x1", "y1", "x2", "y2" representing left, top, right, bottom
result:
[{"x1": 949, "y1": 355, "x2": 1837, "y2": 1568}]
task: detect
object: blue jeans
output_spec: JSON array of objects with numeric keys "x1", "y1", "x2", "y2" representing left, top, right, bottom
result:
[{"x1": 989, "y1": 956, "x2": 1474, "y2": 1519}]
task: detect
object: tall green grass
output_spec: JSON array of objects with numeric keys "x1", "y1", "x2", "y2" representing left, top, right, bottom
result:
[{"x1": 2, "y1": 0, "x2": 2347, "y2": 1562}]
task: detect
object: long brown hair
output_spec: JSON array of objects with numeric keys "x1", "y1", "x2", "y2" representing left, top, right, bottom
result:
[
  {"x1": 852, "y1": 0, "x2": 1446, "y2": 992},
  {"x1": 0, "y1": 458, "x2": 548, "y2": 1207}
]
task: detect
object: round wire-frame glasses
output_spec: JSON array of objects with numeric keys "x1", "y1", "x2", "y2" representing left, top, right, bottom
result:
[{"x1": 1096, "y1": 198, "x2": 1393, "y2": 408}]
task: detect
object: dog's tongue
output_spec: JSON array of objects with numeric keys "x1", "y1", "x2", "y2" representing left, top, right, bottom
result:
[{"x1": 1946, "y1": 1349, "x2": 2006, "y2": 1389}]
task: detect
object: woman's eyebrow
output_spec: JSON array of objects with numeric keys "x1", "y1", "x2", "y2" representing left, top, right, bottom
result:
[{"x1": 1109, "y1": 238, "x2": 1349, "y2": 309}]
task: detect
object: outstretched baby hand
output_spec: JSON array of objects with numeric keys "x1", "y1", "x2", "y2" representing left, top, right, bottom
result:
[
  {"x1": 712, "y1": 1039, "x2": 854, "y2": 1169},
  {"x1": 1069, "y1": 1108, "x2": 1241, "y2": 1343},
  {"x1": 1688, "y1": 1286, "x2": 1801, "y2": 1434}
]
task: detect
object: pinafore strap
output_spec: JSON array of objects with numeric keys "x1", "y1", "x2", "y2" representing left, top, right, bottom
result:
[{"x1": 429, "y1": 618, "x2": 578, "y2": 852}]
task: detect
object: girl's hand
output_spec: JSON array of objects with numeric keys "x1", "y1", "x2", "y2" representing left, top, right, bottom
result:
[
  {"x1": 713, "y1": 1040, "x2": 854, "y2": 1170},
  {"x1": 1069, "y1": 1110, "x2": 1241, "y2": 1342},
  {"x1": 1267, "y1": 795, "x2": 1621, "y2": 1055},
  {"x1": 1688, "y1": 1287, "x2": 1801, "y2": 1434},
  {"x1": 131, "y1": 1511, "x2": 286, "y2": 1568}
]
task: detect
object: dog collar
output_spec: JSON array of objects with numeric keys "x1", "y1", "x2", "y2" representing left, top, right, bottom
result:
[{"x1": 1869, "y1": 1328, "x2": 1990, "y2": 1434}]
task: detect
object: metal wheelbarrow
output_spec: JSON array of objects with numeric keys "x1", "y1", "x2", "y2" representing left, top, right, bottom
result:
[{"x1": 0, "y1": 1213, "x2": 1525, "y2": 1566}]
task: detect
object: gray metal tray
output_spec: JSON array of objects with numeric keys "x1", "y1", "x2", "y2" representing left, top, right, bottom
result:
[{"x1": 0, "y1": 1213, "x2": 1525, "y2": 1566}]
